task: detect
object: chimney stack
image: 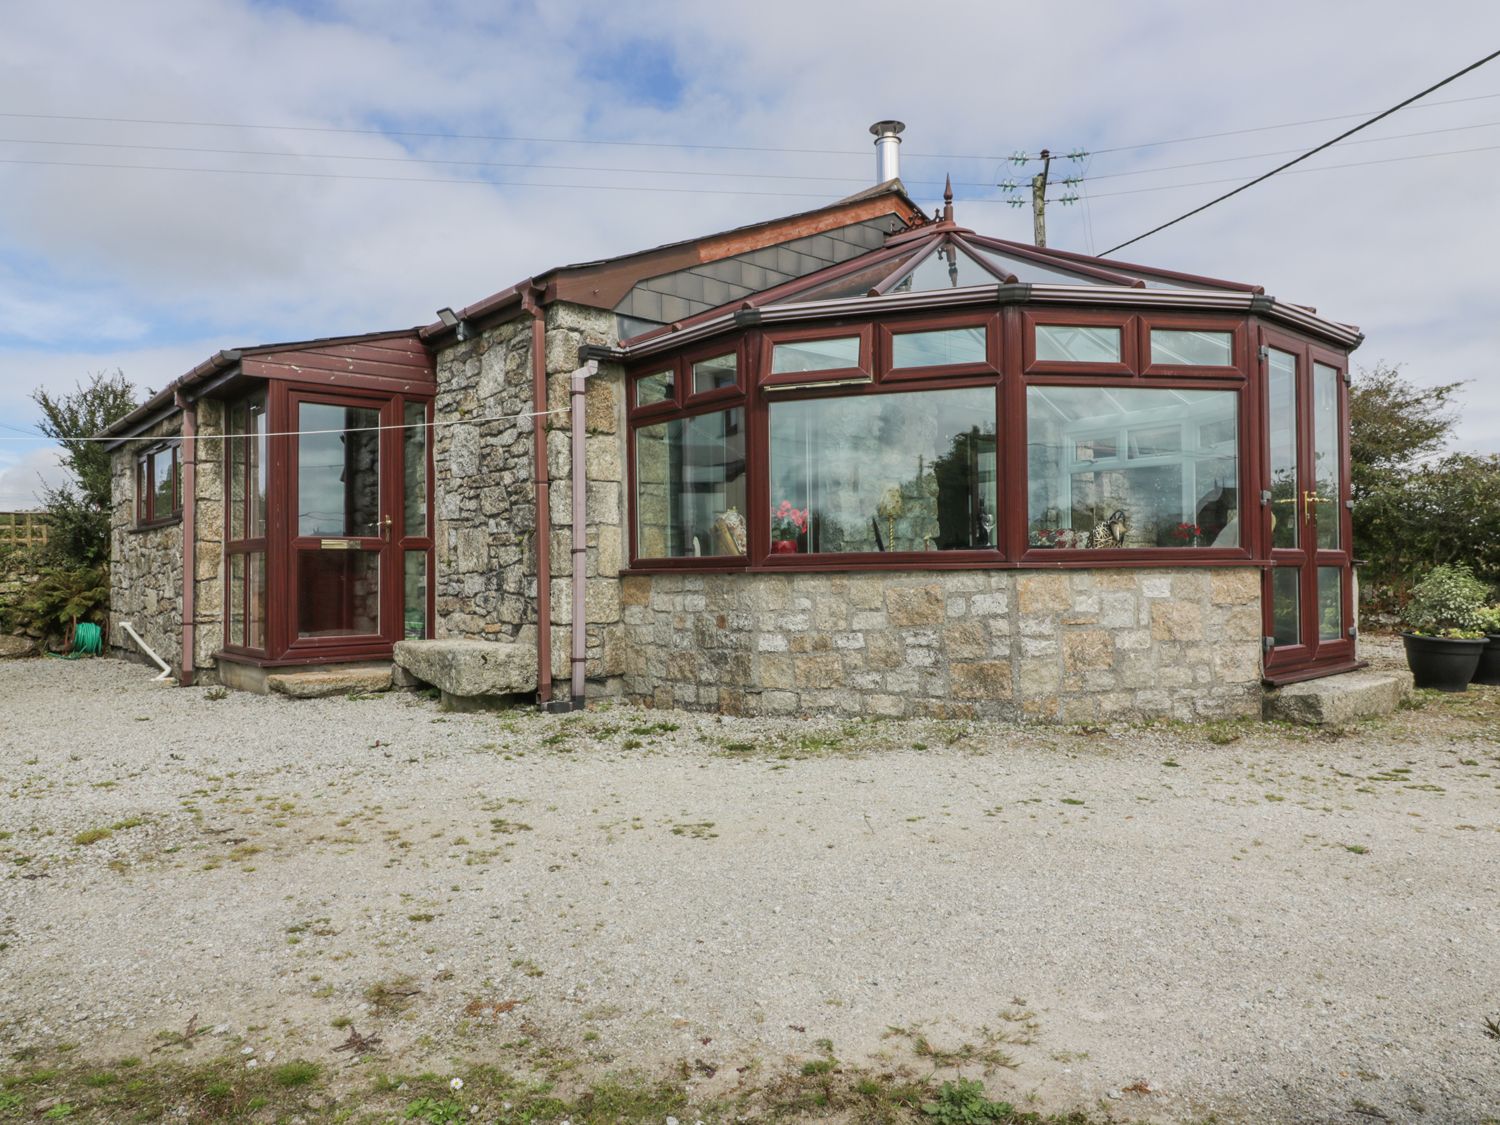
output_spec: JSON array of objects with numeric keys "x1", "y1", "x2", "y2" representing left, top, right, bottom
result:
[{"x1": 869, "y1": 120, "x2": 905, "y2": 184}]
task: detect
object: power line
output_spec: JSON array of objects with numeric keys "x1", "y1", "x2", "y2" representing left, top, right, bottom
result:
[{"x1": 1101, "y1": 49, "x2": 1500, "y2": 255}]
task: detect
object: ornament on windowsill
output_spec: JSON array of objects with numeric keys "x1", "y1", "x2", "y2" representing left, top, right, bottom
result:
[{"x1": 1087, "y1": 508, "x2": 1129, "y2": 549}]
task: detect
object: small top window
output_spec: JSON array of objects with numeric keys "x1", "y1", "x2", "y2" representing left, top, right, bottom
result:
[
  {"x1": 1035, "y1": 324, "x2": 1121, "y2": 364},
  {"x1": 770, "y1": 335, "x2": 860, "y2": 374},
  {"x1": 635, "y1": 369, "x2": 674, "y2": 406},
  {"x1": 891, "y1": 326, "x2": 987, "y2": 369},
  {"x1": 692, "y1": 353, "x2": 737, "y2": 395},
  {"x1": 1150, "y1": 329, "x2": 1233, "y2": 367}
]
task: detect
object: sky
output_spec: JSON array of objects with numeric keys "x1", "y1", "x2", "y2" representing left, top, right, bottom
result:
[{"x1": 2, "y1": 0, "x2": 1498, "y2": 507}]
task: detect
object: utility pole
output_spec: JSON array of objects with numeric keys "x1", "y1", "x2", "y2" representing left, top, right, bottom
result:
[{"x1": 1031, "y1": 148, "x2": 1051, "y2": 247}]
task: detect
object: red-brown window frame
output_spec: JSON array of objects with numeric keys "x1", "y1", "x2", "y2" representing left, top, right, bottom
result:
[
  {"x1": 134, "y1": 441, "x2": 181, "y2": 528},
  {"x1": 876, "y1": 309, "x2": 1001, "y2": 384},
  {"x1": 759, "y1": 322, "x2": 873, "y2": 389},
  {"x1": 1140, "y1": 314, "x2": 1250, "y2": 377},
  {"x1": 222, "y1": 387, "x2": 269, "y2": 656},
  {"x1": 1023, "y1": 309, "x2": 1137, "y2": 376}
]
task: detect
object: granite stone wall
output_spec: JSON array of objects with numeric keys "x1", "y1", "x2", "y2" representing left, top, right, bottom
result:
[
  {"x1": 619, "y1": 567, "x2": 1264, "y2": 722},
  {"x1": 107, "y1": 405, "x2": 225, "y2": 680},
  {"x1": 430, "y1": 302, "x2": 624, "y2": 695}
]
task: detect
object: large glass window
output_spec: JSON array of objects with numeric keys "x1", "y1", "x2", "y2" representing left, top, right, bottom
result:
[
  {"x1": 635, "y1": 408, "x2": 746, "y2": 558},
  {"x1": 403, "y1": 401, "x2": 428, "y2": 537},
  {"x1": 226, "y1": 390, "x2": 268, "y2": 652},
  {"x1": 1026, "y1": 386, "x2": 1239, "y2": 548},
  {"x1": 298, "y1": 403, "x2": 381, "y2": 538},
  {"x1": 769, "y1": 388, "x2": 997, "y2": 554}
]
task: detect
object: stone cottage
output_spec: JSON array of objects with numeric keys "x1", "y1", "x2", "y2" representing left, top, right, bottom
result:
[{"x1": 103, "y1": 125, "x2": 1363, "y2": 722}]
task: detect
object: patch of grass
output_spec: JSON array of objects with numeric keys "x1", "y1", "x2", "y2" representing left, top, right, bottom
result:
[
  {"x1": 628, "y1": 720, "x2": 680, "y2": 736},
  {"x1": 669, "y1": 820, "x2": 718, "y2": 840},
  {"x1": 1060, "y1": 798, "x2": 1085, "y2": 807},
  {"x1": 407, "y1": 913, "x2": 437, "y2": 923},
  {"x1": 921, "y1": 1078, "x2": 1014, "y2": 1124},
  {"x1": 203, "y1": 686, "x2": 228, "y2": 701},
  {"x1": 490, "y1": 818, "x2": 532, "y2": 835},
  {"x1": 1343, "y1": 844, "x2": 1370, "y2": 855},
  {"x1": 71, "y1": 828, "x2": 111, "y2": 846},
  {"x1": 269, "y1": 1060, "x2": 320, "y2": 1088}
]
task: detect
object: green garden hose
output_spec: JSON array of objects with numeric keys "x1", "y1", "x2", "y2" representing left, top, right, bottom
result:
[{"x1": 68, "y1": 621, "x2": 103, "y2": 658}]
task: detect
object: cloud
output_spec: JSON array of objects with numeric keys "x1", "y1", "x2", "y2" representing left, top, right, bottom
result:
[
  {"x1": 0, "y1": 445, "x2": 66, "y2": 510},
  {"x1": 0, "y1": 0, "x2": 1495, "y2": 459}
]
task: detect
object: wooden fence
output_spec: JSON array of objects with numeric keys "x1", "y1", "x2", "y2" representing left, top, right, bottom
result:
[{"x1": 0, "y1": 511, "x2": 48, "y2": 550}]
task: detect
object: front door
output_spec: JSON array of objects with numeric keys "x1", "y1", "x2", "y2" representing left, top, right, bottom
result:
[
  {"x1": 285, "y1": 391, "x2": 400, "y2": 660},
  {"x1": 1261, "y1": 334, "x2": 1355, "y2": 680}
]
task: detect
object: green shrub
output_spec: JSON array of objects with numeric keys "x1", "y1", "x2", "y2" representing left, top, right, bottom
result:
[
  {"x1": 1476, "y1": 605, "x2": 1500, "y2": 635},
  {"x1": 1401, "y1": 564, "x2": 1491, "y2": 637},
  {"x1": 920, "y1": 1079, "x2": 1014, "y2": 1124},
  {"x1": 0, "y1": 564, "x2": 108, "y2": 641}
]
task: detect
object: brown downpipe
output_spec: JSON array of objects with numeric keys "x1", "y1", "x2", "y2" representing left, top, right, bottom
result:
[
  {"x1": 174, "y1": 391, "x2": 197, "y2": 688},
  {"x1": 523, "y1": 285, "x2": 552, "y2": 705}
]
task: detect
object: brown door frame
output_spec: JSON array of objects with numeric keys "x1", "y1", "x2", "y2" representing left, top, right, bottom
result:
[
  {"x1": 1259, "y1": 328, "x2": 1357, "y2": 682},
  {"x1": 280, "y1": 387, "x2": 402, "y2": 663}
]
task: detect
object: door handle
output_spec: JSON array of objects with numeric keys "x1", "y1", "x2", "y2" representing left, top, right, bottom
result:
[
  {"x1": 381, "y1": 514, "x2": 393, "y2": 540},
  {"x1": 1302, "y1": 490, "x2": 1334, "y2": 522}
]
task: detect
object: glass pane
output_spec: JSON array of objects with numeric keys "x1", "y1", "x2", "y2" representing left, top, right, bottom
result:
[
  {"x1": 1151, "y1": 329, "x2": 1233, "y2": 367},
  {"x1": 1026, "y1": 386, "x2": 1239, "y2": 548},
  {"x1": 228, "y1": 403, "x2": 246, "y2": 542},
  {"x1": 1272, "y1": 568, "x2": 1300, "y2": 647},
  {"x1": 1035, "y1": 324, "x2": 1120, "y2": 364},
  {"x1": 297, "y1": 549, "x2": 380, "y2": 637},
  {"x1": 635, "y1": 408, "x2": 747, "y2": 558},
  {"x1": 889, "y1": 246, "x2": 999, "y2": 292},
  {"x1": 972, "y1": 245, "x2": 1108, "y2": 286},
  {"x1": 1318, "y1": 566, "x2": 1343, "y2": 642},
  {"x1": 404, "y1": 551, "x2": 428, "y2": 639},
  {"x1": 771, "y1": 336, "x2": 860, "y2": 374},
  {"x1": 247, "y1": 552, "x2": 266, "y2": 651},
  {"x1": 769, "y1": 388, "x2": 997, "y2": 554},
  {"x1": 151, "y1": 450, "x2": 175, "y2": 518},
  {"x1": 247, "y1": 392, "x2": 267, "y2": 539},
  {"x1": 1313, "y1": 363, "x2": 1341, "y2": 549},
  {"x1": 297, "y1": 403, "x2": 381, "y2": 538},
  {"x1": 786, "y1": 252, "x2": 919, "y2": 302},
  {"x1": 228, "y1": 553, "x2": 246, "y2": 648},
  {"x1": 891, "y1": 326, "x2": 987, "y2": 369},
  {"x1": 135, "y1": 457, "x2": 148, "y2": 524},
  {"x1": 403, "y1": 401, "x2": 428, "y2": 537},
  {"x1": 1267, "y1": 349, "x2": 1298, "y2": 549},
  {"x1": 635, "y1": 370, "x2": 673, "y2": 406},
  {"x1": 692, "y1": 353, "x2": 737, "y2": 395}
]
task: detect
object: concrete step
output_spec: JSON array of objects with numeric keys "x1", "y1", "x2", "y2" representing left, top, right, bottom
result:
[
  {"x1": 1263, "y1": 669, "x2": 1413, "y2": 727},
  {"x1": 265, "y1": 665, "x2": 392, "y2": 699}
]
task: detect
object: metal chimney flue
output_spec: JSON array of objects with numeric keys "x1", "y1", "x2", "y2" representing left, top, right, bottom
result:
[{"x1": 869, "y1": 120, "x2": 905, "y2": 183}]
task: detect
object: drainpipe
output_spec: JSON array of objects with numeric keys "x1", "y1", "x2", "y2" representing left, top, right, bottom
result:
[
  {"x1": 522, "y1": 285, "x2": 552, "y2": 706},
  {"x1": 175, "y1": 391, "x2": 196, "y2": 687},
  {"x1": 569, "y1": 357, "x2": 601, "y2": 707}
]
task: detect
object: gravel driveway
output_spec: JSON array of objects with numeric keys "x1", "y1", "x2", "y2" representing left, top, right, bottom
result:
[{"x1": 1, "y1": 654, "x2": 1497, "y2": 1123}]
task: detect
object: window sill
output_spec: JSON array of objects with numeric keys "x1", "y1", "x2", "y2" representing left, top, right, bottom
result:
[{"x1": 130, "y1": 516, "x2": 182, "y2": 533}]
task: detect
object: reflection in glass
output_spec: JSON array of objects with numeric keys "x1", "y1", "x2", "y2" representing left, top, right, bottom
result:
[
  {"x1": 1267, "y1": 348, "x2": 1298, "y2": 549},
  {"x1": 403, "y1": 401, "x2": 428, "y2": 537},
  {"x1": 152, "y1": 448, "x2": 175, "y2": 518},
  {"x1": 1318, "y1": 566, "x2": 1342, "y2": 642},
  {"x1": 771, "y1": 336, "x2": 860, "y2": 374},
  {"x1": 404, "y1": 551, "x2": 428, "y2": 639},
  {"x1": 636, "y1": 370, "x2": 673, "y2": 405},
  {"x1": 1272, "y1": 568, "x2": 1300, "y2": 647},
  {"x1": 769, "y1": 388, "x2": 997, "y2": 554},
  {"x1": 635, "y1": 409, "x2": 746, "y2": 558},
  {"x1": 1035, "y1": 325, "x2": 1121, "y2": 364},
  {"x1": 1151, "y1": 329, "x2": 1233, "y2": 367},
  {"x1": 1313, "y1": 363, "x2": 1341, "y2": 549},
  {"x1": 297, "y1": 550, "x2": 380, "y2": 637},
  {"x1": 1026, "y1": 386, "x2": 1239, "y2": 548},
  {"x1": 692, "y1": 353, "x2": 737, "y2": 395},
  {"x1": 891, "y1": 326, "x2": 986, "y2": 369},
  {"x1": 248, "y1": 552, "x2": 266, "y2": 650},
  {"x1": 298, "y1": 403, "x2": 381, "y2": 537},
  {"x1": 889, "y1": 246, "x2": 999, "y2": 292},
  {"x1": 228, "y1": 553, "x2": 245, "y2": 648}
]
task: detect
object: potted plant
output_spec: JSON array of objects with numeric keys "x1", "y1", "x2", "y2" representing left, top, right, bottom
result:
[
  {"x1": 1473, "y1": 604, "x2": 1500, "y2": 686},
  {"x1": 770, "y1": 500, "x2": 808, "y2": 554},
  {"x1": 1400, "y1": 564, "x2": 1491, "y2": 691}
]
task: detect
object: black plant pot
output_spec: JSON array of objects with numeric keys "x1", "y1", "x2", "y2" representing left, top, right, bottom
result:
[
  {"x1": 1402, "y1": 633, "x2": 1486, "y2": 692},
  {"x1": 1474, "y1": 634, "x2": 1500, "y2": 686}
]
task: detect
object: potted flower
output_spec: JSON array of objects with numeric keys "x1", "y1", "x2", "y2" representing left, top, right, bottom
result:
[
  {"x1": 1474, "y1": 604, "x2": 1500, "y2": 686},
  {"x1": 1170, "y1": 521, "x2": 1203, "y2": 548},
  {"x1": 1400, "y1": 564, "x2": 1491, "y2": 691},
  {"x1": 770, "y1": 500, "x2": 808, "y2": 554}
]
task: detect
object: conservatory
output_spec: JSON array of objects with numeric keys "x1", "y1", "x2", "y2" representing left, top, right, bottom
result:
[{"x1": 611, "y1": 191, "x2": 1361, "y2": 719}]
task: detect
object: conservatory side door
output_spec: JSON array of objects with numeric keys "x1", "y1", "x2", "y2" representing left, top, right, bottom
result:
[
  {"x1": 282, "y1": 390, "x2": 401, "y2": 660},
  {"x1": 1261, "y1": 335, "x2": 1356, "y2": 681}
]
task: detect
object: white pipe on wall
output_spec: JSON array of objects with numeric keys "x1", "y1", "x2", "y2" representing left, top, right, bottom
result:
[{"x1": 119, "y1": 620, "x2": 173, "y2": 681}]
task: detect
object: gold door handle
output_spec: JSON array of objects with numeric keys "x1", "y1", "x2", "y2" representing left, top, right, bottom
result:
[
  {"x1": 1302, "y1": 490, "x2": 1334, "y2": 521},
  {"x1": 381, "y1": 514, "x2": 393, "y2": 540}
]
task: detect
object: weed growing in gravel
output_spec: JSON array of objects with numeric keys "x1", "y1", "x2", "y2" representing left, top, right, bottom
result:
[
  {"x1": 71, "y1": 828, "x2": 111, "y2": 846},
  {"x1": 203, "y1": 687, "x2": 228, "y2": 702},
  {"x1": 669, "y1": 820, "x2": 718, "y2": 840}
]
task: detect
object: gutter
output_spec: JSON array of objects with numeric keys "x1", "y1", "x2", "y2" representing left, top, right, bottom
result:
[
  {"x1": 568, "y1": 356, "x2": 602, "y2": 708},
  {"x1": 174, "y1": 391, "x2": 197, "y2": 687},
  {"x1": 522, "y1": 284, "x2": 554, "y2": 708},
  {"x1": 101, "y1": 350, "x2": 241, "y2": 450}
]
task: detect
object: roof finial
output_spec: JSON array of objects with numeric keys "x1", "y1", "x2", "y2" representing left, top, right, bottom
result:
[{"x1": 942, "y1": 174, "x2": 954, "y2": 223}]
